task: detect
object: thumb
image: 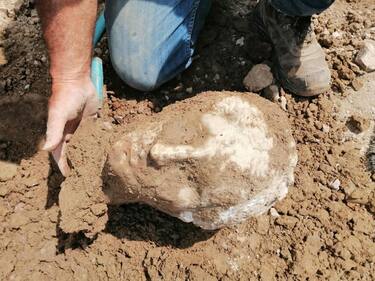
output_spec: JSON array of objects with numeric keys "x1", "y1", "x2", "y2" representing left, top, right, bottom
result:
[{"x1": 42, "y1": 109, "x2": 67, "y2": 151}]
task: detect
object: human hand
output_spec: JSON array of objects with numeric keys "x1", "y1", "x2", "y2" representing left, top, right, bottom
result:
[{"x1": 43, "y1": 76, "x2": 100, "y2": 176}]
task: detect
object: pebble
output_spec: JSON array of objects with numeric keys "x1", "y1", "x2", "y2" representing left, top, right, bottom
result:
[
  {"x1": 40, "y1": 55, "x2": 47, "y2": 63},
  {"x1": 275, "y1": 216, "x2": 299, "y2": 228},
  {"x1": 0, "y1": 47, "x2": 8, "y2": 65},
  {"x1": 186, "y1": 87, "x2": 193, "y2": 94},
  {"x1": 329, "y1": 178, "x2": 340, "y2": 191},
  {"x1": 235, "y1": 37, "x2": 245, "y2": 46},
  {"x1": 262, "y1": 85, "x2": 280, "y2": 102},
  {"x1": 243, "y1": 64, "x2": 273, "y2": 92},
  {"x1": 269, "y1": 208, "x2": 280, "y2": 217},
  {"x1": 279, "y1": 96, "x2": 287, "y2": 111},
  {"x1": 322, "y1": 124, "x2": 330, "y2": 133},
  {"x1": 0, "y1": 161, "x2": 18, "y2": 182},
  {"x1": 355, "y1": 40, "x2": 375, "y2": 72}
]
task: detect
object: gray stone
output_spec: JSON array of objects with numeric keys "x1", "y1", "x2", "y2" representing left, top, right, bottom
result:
[
  {"x1": 263, "y1": 85, "x2": 280, "y2": 102},
  {"x1": 243, "y1": 64, "x2": 274, "y2": 92},
  {"x1": 355, "y1": 40, "x2": 375, "y2": 72},
  {"x1": 329, "y1": 179, "x2": 340, "y2": 191}
]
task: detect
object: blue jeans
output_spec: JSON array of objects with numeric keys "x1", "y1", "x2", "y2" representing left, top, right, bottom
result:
[
  {"x1": 105, "y1": 0, "x2": 333, "y2": 91},
  {"x1": 105, "y1": 0, "x2": 211, "y2": 91},
  {"x1": 270, "y1": 0, "x2": 334, "y2": 16}
]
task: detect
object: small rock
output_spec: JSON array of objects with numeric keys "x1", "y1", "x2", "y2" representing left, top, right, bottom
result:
[
  {"x1": 355, "y1": 40, "x2": 375, "y2": 72},
  {"x1": 0, "y1": 48, "x2": 8, "y2": 66},
  {"x1": 322, "y1": 124, "x2": 330, "y2": 133},
  {"x1": 314, "y1": 121, "x2": 323, "y2": 130},
  {"x1": 342, "y1": 180, "x2": 356, "y2": 197},
  {"x1": 243, "y1": 64, "x2": 273, "y2": 92},
  {"x1": 275, "y1": 216, "x2": 299, "y2": 228},
  {"x1": 329, "y1": 178, "x2": 340, "y2": 191},
  {"x1": 279, "y1": 96, "x2": 287, "y2": 111},
  {"x1": 186, "y1": 87, "x2": 193, "y2": 94},
  {"x1": 351, "y1": 77, "x2": 363, "y2": 91},
  {"x1": 262, "y1": 85, "x2": 280, "y2": 102},
  {"x1": 269, "y1": 208, "x2": 280, "y2": 217},
  {"x1": 0, "y1": 161, "x2": 18, "y2": 182},
  {"x1": 235, "y1": 37, "x2": 245, "y2": 46}
]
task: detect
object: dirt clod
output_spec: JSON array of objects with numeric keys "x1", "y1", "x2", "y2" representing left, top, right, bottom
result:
[
  {"x1": 0, "y1": 161, "x2": 18, "y2": 182},
  {"x1": 107, "y1": 91, "x2": 297, "y2": 230},
  {"x1": 59, "y1": 117, "x2": 112, "y2": 237},
  {"x1": 355, "y1": 40, "x2": 375, "y2": 72},
  {"x1": 243, "y1": 64, "x2": 273, "y2": 92}
]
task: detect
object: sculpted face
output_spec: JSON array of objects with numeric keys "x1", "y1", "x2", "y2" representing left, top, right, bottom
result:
[{"x1": 107, "y1": 92, "x2": 297, "y2": 230}]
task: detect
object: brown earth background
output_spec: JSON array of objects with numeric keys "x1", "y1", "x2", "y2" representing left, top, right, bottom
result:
[{"x1": 0, "y1": 0, "x2": 374, "y2": 280}]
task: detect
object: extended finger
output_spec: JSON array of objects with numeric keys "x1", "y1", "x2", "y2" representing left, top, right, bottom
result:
[
  {"x1": 51, "y1": 118, "x2": 80, "y2": 176},
  {"x1": 43, "y1": 108, "x2": 67, "y2": 151},
  {"x1": 52, "y1": 141, "x2": 70, "y2": 177}
]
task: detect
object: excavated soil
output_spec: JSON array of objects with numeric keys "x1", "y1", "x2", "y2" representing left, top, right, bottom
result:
[{"x1": 0, "y1": 0, "x2": 374, "y2": 280}]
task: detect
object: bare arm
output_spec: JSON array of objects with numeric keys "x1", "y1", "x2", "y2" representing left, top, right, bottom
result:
[{"x1": 36, "y1": 0, "x2": 99, "y2": 176}]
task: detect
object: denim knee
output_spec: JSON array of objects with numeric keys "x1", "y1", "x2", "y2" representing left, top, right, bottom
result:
[
  {"x1": 105, "y1": 0, "x2": 211, "y2": 91},
  {"x1": 110, "y1": 50, "x2": 165, "y2": 92},
  {"x1": 270, "y1": 0, "x2": 334, "y2": 16}
]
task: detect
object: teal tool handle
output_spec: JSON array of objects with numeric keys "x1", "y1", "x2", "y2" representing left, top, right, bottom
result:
[
  {"x1": 93, "y1": 11, "x2": 106, "y2": 47},
  {"x1": 91, "y1": 57, "x2": 104, "y2": 103},
  {"x1": 91, "y1": 10, "x2": 105, "y2": 102}
]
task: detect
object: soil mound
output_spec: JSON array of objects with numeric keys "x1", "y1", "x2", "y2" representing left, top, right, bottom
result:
[{"x1": 59, "y1": 91, "x2": 297, "y2": 235}]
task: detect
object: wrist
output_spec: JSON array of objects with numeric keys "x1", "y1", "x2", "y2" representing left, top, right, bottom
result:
[
  {"x1": 49, "y1": 56, "x2": 92, "y2": 83},
  {"x1": 51, "y1": 71, "x2": 91, "y2": 84}
]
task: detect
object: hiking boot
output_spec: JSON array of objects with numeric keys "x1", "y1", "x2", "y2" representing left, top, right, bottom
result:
[{"x1": 253, "y1": 0, "x2": 331, "y2": 96}]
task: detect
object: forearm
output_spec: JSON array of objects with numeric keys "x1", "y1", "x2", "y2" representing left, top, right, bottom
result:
[{"x1": 36, "y1": 0, "x2": 97, "y2": 81}]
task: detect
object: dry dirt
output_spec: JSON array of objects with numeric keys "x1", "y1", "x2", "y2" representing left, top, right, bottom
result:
[{"x1": 0, "y1": 0, "x2": 374, "y2": 280}]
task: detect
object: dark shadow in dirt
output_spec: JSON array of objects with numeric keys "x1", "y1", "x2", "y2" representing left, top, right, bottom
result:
[
  {"x1": 104, "y1": 204, "x2": 216, "y2": 249},
  {"x1": 45, "y1": 155, "x2": 64, "y2": 209},
  {"x1": 0, "y1": 94, "x2": 48, "y2": 163},
  {"x1": 99, "y1": 161, "x2": 216, "y2": 249},
  {"x1": 0, "y1": 1, "x2": 50, "y2": 164},
  {"x1": 366, "y1": 127, "x2": 375, "y2": 172},
  {"x1": 55, "y1": 213, "x2": 96, "y2": 254},
  {"x1": 54, "y1": 201, "x2": 216, "y2": 253},
  {"x1": 54, "y1": 204, "x2": 215, "y2": 254}
]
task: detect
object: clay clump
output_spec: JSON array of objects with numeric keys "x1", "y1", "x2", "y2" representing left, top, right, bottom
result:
[
  {"x1": 58, "y1": 118, "x2": 112, "y2": 237},
  {"x1": 105, "y1": 91, "x2": 297, "y2": 230}
]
